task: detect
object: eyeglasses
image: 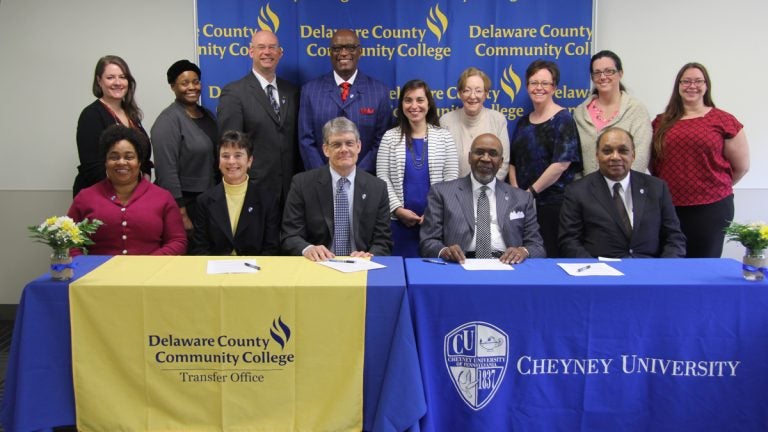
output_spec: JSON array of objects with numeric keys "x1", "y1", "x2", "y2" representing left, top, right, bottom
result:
[
  {"x1": 472, "y1": 149, "x2": 500, "y2": 158},
  {"x1": 679, "y1": 79, "x2": 706, "y2": 87},
  {"x1": 252, "y1": 44, "x2": 280, "y2": 52},
  {"x1": 461, "y1": 88, "x2": 486, "y2": 97},
  {"x1": 591, "y1": 69, "x2": 618, "y2": 78},
  {"x1": 527, "y1": 81, "x2": 553, "y2": 88},
  {"x1": 330, "y1": 44, "x2": 360, "y2": 54}
]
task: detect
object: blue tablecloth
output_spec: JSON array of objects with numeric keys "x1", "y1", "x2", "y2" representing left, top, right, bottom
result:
[
  {"x1": 1, "y1": 256, "x2": 425, "y2": 432},
  {"x1": 406, "y1": 258, "x2": 768, "y2": 432}
]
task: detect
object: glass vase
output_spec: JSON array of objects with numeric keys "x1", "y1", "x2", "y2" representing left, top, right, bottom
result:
[
  {"x1": 742, "y1": 248, "x2": 767, "y2": 282},
  {"x1": 50, "y1": 248, "x2": 73, "y2": 281}
]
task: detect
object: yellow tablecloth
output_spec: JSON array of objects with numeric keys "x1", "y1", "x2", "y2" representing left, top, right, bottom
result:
[{"x1": 70, "y1": 256, "x2": 366, "y2": 431}]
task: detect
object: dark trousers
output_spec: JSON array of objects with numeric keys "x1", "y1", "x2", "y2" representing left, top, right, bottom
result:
[
  {"x1": 675, "y1": 194, "x2": 734, "y2": 258},
  {"x1": 537, "y1": 202, "x2": 562, "y2": 258}
]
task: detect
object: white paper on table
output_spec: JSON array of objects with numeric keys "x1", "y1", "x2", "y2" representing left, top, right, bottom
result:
[
  {"x1": 317, "y1": 258, "x2": 386, "y2": 273},
  {"x1": 207, "y1": 259, "x2": 259, "y2": 274},
  {"x1": 598, "y1": 256, "x2": 622, "y2": 262},
  {"x1": 461, "y1": 259, "x2": 514, "y2": 271},
  {"x1": 558, "y1": 262, "x2": 624, "y2": 276}
]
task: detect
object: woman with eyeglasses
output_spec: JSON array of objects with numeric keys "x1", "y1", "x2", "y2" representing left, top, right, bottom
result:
[
  {"x1": 151, "y1": 60, "x2": 218, "y2": 234},
  {"x1": 651, "y1": 62, "x2": 750, "y2": 258},
  {"x1": 574, "y1": 50, "x2": 652, "y2": 175},
  {"x1": 439, "y1": 67, "x2": 510, "y2": 180},
  {"x1": 510, "y1": 59, "x2": 582, "y2": 258},
  {"x1": 377, "y1": 79, "x2": 459, "y2": 257}
]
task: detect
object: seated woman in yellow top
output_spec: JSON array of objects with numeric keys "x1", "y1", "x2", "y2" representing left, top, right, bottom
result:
[{"x1": 189, "y1": 131, "x2": 280, "y2": 255}]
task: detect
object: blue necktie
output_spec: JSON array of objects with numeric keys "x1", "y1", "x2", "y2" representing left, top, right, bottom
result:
[{"x1": 333, "y1": 178, "x2": 351, "y2": 255}]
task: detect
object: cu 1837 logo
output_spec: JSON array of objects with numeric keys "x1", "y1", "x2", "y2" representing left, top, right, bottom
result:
[{"x1": 444, "y1": 321, "x2": 508, "y2": 410}]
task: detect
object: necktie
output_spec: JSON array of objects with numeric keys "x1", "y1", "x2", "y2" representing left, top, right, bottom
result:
[
  {"x1": 613, "y1": 183, "x2": 632, "y2": 237},
  {"x1": 476, "y1": 186, "x2": 493, "y2": 258},
  {"x1": 333, "y1": 177, "x2": 351, "y2": 256},
  {"x1": 266, "y1": 84, "x2": 280, "y2": 119},
  {"x1": 340, "y1": 82, "x2": 351, "y2": 102}
]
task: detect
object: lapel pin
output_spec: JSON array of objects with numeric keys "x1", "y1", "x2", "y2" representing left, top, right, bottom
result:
[
  {"x1": 248, "y1": 207, "x2": 253, "y2": 213},
  {"x1": 362, "y1": 193, "x2": 367, "y2": 200},
  {"x1": 640, "y1": 189, "x2": 645, "y2": 194}
]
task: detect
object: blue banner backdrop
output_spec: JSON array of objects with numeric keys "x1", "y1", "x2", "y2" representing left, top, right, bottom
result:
[{"x1": 196, "y1": 0, "x2": 594, "y2": 132}]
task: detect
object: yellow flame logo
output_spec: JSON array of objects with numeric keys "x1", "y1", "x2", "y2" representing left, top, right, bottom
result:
[
  {"x1": 426, "y1": 4, "x2": 448, "y2": 43},
  {"x1": 257, "y1": 3, "x2": 280, "y2": 33},
  {"x1": 500, "y1": 65, "x2": 522, "y2": 103}
]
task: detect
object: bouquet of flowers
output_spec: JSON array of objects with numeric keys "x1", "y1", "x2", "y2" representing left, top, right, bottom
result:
[
  {"x1": 28, "y1": 216, "x2": 103, "y2": 254},
  {"x1": 724, "y1": 221, "x2": 768, "y2": 252}
]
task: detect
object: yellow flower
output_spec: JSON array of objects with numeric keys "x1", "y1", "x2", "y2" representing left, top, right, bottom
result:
[
  {"x1": 45, "y1": 216, "x2": 58, "y2": 226},
  {"x1": 760, "y1": 225, "x2": 768, "y2": 241}
]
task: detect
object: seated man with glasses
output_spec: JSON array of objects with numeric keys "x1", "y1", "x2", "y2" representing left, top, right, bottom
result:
[
  {"x1": 420, "y1": 133, "x2": 545, "y2": 264},
  {"x1": 559, "y1": 127, "x2": 686, "y2": 258},
  {"x1": 299, "y1": 29, "x2": 393, "y2": 174}
]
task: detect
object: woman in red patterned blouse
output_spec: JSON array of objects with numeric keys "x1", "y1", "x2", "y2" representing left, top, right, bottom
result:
[{"x1": 652, "y1": 63, "x2": 750, "y2": 257}]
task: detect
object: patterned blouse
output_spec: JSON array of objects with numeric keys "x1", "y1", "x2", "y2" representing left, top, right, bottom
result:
[{"x1": 510, "y1": 109, "x2": 582, "y2": 205}]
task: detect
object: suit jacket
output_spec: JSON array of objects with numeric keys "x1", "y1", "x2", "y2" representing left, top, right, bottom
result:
[
  {"x1": 281, "y1": 166, "x2": 392, "y2": 256},
  {"x1": 189, "y1": 180, "x2": 280, "y2": 256},
  {"x1": 298, "y1": 71, "x2": 393, "y2": 173},
  {"x1": 558, "y1": 170, "x2": 686, "y2": 258},
  {"x1": 420, "y1": 175, "x2": 545, "y2": 258},
  {"x1": 217, "y1": 72, "x2": 300, "y2": 205}
]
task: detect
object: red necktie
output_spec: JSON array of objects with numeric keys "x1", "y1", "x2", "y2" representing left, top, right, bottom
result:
[{"x1": 340, "y1": 82, "x2": 351, "y2": 102}]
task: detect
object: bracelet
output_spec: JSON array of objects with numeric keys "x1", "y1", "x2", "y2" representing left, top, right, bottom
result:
[{"x1": 529, "y1": 186, "x2": 539, "y2": 199}]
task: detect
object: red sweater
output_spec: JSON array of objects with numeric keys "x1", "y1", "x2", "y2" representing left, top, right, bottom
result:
[{"x1": 68, "y1": 179, "x2": 187, "y2": 255}]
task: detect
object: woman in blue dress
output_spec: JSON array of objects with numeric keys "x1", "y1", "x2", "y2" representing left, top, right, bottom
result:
[
  {"x1": 377, "y1": 79, "x2": 459, "y2": 257},
  {"x1": 510, "y1": 60, "x2": 582, "y2": 257}
]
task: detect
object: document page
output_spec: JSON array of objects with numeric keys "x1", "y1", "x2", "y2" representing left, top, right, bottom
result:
[
  {"x1": 317, "y1": 258, "x2": 386, "y2": 273},
  {"x1": 558, "y1": 262, "x2": 624, "y2": 276},
  {"x1": 461, "y1": 259, "x2": 514, "y2": 271},
  {"x1": 206, "y1": 259, "x2": 260, "y2": 274}
]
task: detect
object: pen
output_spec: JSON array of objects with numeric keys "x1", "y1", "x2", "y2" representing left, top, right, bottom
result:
[
  {"x1": 328, "y1": 259, "x2": 355, "y2": 264},
  {"x1": 244, "y1": 262, "x2": 261, "y2": 270},
  {"x1": 576, "y1": 265, "x2": 591, "y2": 272},
  {"x1": 422, "y1": 259, "x2": 447, "y2": 265}
]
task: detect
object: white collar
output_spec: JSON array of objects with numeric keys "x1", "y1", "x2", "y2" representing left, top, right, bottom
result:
[
  {"x1": 470, "y1": 174, "x2": 496, "y2": 194},
  {"x1": 333, "y1": 70, "x2": 358, "y2": 86}
]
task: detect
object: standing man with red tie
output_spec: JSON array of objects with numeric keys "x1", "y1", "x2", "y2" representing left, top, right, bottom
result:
[
  {"x1": 299, "y1": 29, "x2": 393, "y2": 174},
  {"x1": 217, "y1": 30, "x2": 301, "y2": 212}
]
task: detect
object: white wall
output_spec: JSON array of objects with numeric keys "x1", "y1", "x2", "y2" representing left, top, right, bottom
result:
[{"x1": 0, "y1": 0, "x2": 765, "y2": 304}]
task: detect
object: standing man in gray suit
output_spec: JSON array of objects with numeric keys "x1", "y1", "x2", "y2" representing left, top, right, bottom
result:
[
  {"x1": 281, "y1": 117, "x2": 392, "y2": 261},
  {"x1": 420, "y1": 133, "x2": 545, "y2": 263},
  {"x1": 217, "y1": 30, "x2": 300, "y2": 211}
]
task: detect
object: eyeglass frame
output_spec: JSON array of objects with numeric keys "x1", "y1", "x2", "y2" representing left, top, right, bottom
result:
[
  {"x1": 590, "y1": 68, "x2": 619, "y2": 78},
  {"x1": 460, "y1": 88, "x2": 487, "y2": 97},
  {"x1": 527, "y1": 81, "x2": 554, "y2": 88},
  {"x1": 330, "y1": 44, "x2": 360, "y2": 54},
  {"x1": 679, "y1": 79, "x2": 707, "y2": 87}
]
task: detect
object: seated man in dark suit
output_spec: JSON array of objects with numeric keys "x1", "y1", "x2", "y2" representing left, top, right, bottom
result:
[
  {"x1": 281, "y1": 117, "x2": 392, "y2": 261},
  {"x1": 559, "y1": 127, "x2": 686, "y2": 258},
  {"x1": 420, "y1": 133, "x2": 545, "y2": 264}
]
